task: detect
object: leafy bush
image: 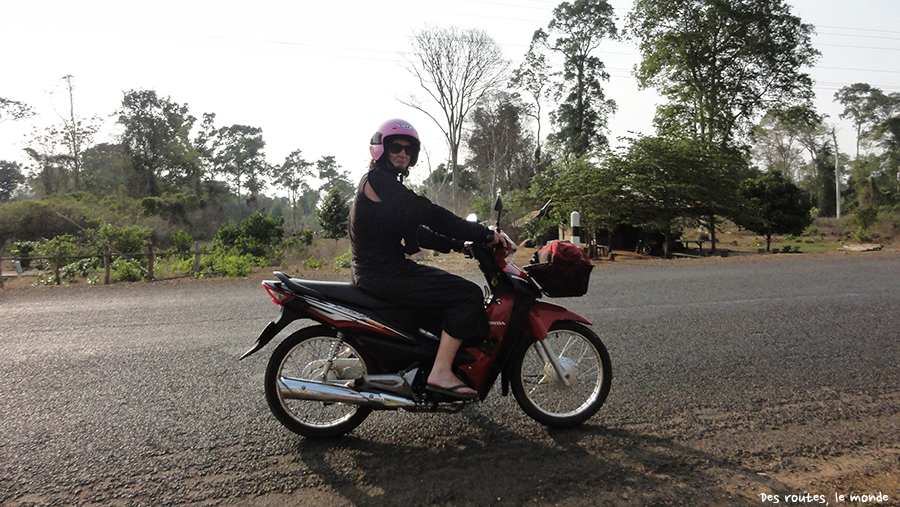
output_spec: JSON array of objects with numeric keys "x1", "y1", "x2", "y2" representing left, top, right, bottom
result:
[
  {"x1": 333, "y1": 249, "x2": 352, "y2": 270},
  {"x1": 213, "y1": 212, "x2": 284, "y2": 259},
  {"x1": 294, "y1": 228, "x2": 316, "y2": 246},
  {"x1": 168, "y1": 230, "x2": 193, "y2": 259},
  {"x1": 112, "y1": 258, "x2": 143, "y2": 282},
  {"x1": 98, "y1": 224, "x2": 153, "y2": 255},
  {"x1": 212, "y1": 254, "x2": 255, "y2": 277},
  {"x1": 302, "y1": 256, "x2": 324, "y2": 270},
  {"x1": 522, "y1": 214, "x2": 559, "y2": 246},
  {"x1": 62, "y1": 258, "x2": 99, "y2": 279},
  {"x1": 854, "y1": 207, "x2": 878, "y2": 232},
  {"x1": 8, "y1": 240, "x2": 39, "y2": 269},
  {"x1": 168, "y1": 257, "x2": 196, "y2": 277}
]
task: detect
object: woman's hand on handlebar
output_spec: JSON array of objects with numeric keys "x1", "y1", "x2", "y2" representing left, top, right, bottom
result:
[{"x1": 487, "y1": 231, "x2": 511, "y2": 250}]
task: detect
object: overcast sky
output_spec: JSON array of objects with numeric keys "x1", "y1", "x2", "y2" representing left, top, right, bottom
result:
[{"x1": 2, "y1": 0, "x2": 898, "y2": 190}]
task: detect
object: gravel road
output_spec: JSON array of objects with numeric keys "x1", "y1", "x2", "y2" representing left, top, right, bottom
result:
[{"x1": 1, "y1": 251, "x2": 898, "y2": 506}]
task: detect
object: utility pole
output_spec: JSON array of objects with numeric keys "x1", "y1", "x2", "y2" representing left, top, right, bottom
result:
[{"x1": 832, "y1": 128, "x2": 841, "y2": 219}]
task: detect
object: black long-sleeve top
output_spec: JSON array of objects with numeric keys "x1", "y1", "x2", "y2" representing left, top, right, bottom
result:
[{"x1": 349, "y1": 165, "x2": 492, "y2": 276}]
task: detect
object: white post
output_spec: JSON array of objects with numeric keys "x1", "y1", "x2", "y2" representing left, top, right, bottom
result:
[{"x1": 570, "y1": 211, "x2": 581, "y2": 248}]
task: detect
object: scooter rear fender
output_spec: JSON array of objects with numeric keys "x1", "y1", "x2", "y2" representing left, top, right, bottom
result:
[
  {"x1": 239, "y1": 306, "x2": 303, "y2": 360},
  {"x1": 524, "y1": 300, "x2": 592, "y2": 341}
]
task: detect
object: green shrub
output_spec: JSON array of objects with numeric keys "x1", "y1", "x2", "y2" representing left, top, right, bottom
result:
[
  {"x1": 297, "y1": 228, "x2": 316, "y2": 246},
  {"x1": 213, "y1": 212, "x2": 284, "y2": 259},
  {"x1": 854, "y1": 207, "x2": 878, "y2": 231},
  {"x1": 168, "y1": 257, "x2": 198, "y2": 276},
  {"x1": 212, "y1": 254, "x2": 254, "y2": 277},
  {"x1": 62, "y1": 258, "x2": 98, "y2": 280},
  {"x1": 333, "y1": 249, "x2": 352, "y2": 269},
  {"x1": 112, "y1": 258, "x2": 143, "y2": 282},
  {"x1": 168, "y1": 230, "x2": 193, "y2": 259},
  {"x1": 302, "y1": 256, "x2": 324, "y2": 270},
  {"x1": 98, "y1": 224, "x2": 153, "y2": 255},
  {"x1": 851, "y1": 229, "x2": 871, "y2": 243},
  {"x1": 8, "y1": 241, "x2": 39, "y2": 269}
]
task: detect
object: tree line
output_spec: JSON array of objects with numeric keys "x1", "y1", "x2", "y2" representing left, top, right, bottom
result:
[
  {"x1": 3, "y1": 0, "x2": 900, "y2": 271},
  {"x1": 401, "y1": 0, "x2": 899, "y2": 255}
]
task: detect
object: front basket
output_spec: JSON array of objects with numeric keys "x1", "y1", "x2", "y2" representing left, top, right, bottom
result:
[{"x1": 524, "y1": 261, "x2": 593, "y2": 298}]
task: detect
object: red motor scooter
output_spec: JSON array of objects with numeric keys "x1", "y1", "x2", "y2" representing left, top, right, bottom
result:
[{"x1": 240, "y1": 200, "x2": 611, "y2": 438}]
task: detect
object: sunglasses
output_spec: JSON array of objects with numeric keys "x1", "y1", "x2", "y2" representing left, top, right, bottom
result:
[{"x1": 388, "y1": 143, "x2": 415, "y2": 156}]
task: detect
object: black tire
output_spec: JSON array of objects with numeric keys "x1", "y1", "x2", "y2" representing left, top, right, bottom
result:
[
  {"x1": 510, "y1": 321, "x2": 612, "y2": 428},
  {"x1": 639, "y1": 243, "x2": 652, "y2": 256},
  {"x1": 265, "y1": 326, "x2": 373, "y2": 438}
]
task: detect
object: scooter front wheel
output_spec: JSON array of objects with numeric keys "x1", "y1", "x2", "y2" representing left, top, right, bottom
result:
[
  {"x1": 265, "y1": 326, "x2": 373, "y2": 438},
  {"x1": 510, "y1": 321, "x2": 612, "y2": 428}
]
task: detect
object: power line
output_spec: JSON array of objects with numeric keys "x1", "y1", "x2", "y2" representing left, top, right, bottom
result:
[{"x1": 817, "y1": 25, "x2": 900, "y2": 36}]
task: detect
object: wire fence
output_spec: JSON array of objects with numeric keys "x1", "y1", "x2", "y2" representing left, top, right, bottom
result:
[{"x1": 0, "y1": 242, "x2": 209, "y2": 288}]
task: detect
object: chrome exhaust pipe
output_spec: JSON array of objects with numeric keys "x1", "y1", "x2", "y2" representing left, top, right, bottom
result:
[{"x1": 278, "y1": 377, "x2": 417, "y2": 409}]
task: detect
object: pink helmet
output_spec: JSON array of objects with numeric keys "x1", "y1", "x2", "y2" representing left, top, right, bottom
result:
[{"x1": 369, "y1": 118, "x2": 420, "y2": 167}]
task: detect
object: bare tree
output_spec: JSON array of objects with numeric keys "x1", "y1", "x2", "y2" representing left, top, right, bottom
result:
[
  {"x1": 401, "y1": 25, "x2": 508, "y2": 212},
  {"x1": 54, "y1": 75, "x2": 100, "y2": 191}
]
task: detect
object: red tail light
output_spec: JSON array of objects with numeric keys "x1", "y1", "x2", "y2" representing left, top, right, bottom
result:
[{"x1": 264, "y1": 283, "x2": 294, "y2": 305}]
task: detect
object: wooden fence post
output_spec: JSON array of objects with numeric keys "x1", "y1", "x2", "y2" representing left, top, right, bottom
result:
[
  {"x1": 147, "y1": 243, "x2": 155, "y2": 282},
  {"x1": 104, "y1": 246, "x2": 111, "y2": 285},
  {"x1": 0, "y1": 246, "x2": 4, "y2": 289},
  {"x1": 193, "y1": 242, "x2": 201, "y2": 274}
]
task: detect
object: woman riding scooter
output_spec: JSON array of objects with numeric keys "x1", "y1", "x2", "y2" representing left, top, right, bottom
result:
[{"x1": 348, "y1": 118, "x2": 509, "y2": 400}]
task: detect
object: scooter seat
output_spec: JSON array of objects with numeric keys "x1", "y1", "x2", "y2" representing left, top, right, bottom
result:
[{"x1": 274, "y1": 272, "x2": 396, "y2": 310}]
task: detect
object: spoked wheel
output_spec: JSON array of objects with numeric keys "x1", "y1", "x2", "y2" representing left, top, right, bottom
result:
[
  {"x1": 510, "y1": 321, "x2": 612, "y2": 428},
  {"x1": 265, "y1": 326, "x2": 373, "y2": 438}
]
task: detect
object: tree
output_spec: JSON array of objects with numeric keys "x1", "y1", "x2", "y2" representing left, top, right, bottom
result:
[
  {"x1": 752, "y1": 109, "x2": 810, "y2": 181},
  {"x1": 465, "y1": 91, "x2": 535, "y2": 201},
  {"x1": 834, "y1": 85, "x2": 900, "y2": 210},
  {"x1": 401, "y1": 25, "x2": 508, "y2": 212},
  {"x1": 510, "y1": 42, "x2": 553, "y2": 170},
  {"x1": 529, "y1": 157, "x2": 623, "y2": 243},
  {"x1": 0, "y1": 97, "x2": 35, "y2": 127},
  {"x1": 606, "y1": 136, "x2": 726, "y2": 257},
  {"x1": 835, "y1": 83, "x2": 881, "y2": 159},
  {"x1": 80, "y1": 143, "x2": 133, "y2": 195},
  {"x1": 627, "y1": 0, "x2": 820, "y2": 148},
  {"x1": 210, "y1": 124, "x2": 268, "y2": 202},
  {"x1": 534, "y1": 0, "x2": 618, "y2": 158},
  {"x1": 271, "y1": 149, "x2": 314, "y2": 230},
  {"x1": 866, "y1": 91, "x2": 900, "y2": 162},
  {"x1": 23, "y1": 133, "x2": 71, "y2": 197},
  {"x1": 0, "y1": 160, "x2": 26, "y2": 202},
  {"x1": 117, "y1": 89, "x2": 202, "y2": 197},
  {"x1": 53, "y1": 75, "x2": 101, "y2": 191},
  {"x1": 734, "y1": 171, "x2": 812, "y2": 252},
  {"x1": 317, "y1": 186, "x2": 350, "y2": 240},
  {"x1": 316, "y1": 155, "x2": 352, "y2": 200}
]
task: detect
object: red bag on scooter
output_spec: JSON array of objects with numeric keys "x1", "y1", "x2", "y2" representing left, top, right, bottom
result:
[{"x1": 524, "y1": 240, "x2": 593, "y2": 297}]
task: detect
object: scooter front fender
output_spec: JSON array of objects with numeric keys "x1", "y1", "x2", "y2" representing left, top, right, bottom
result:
[
  {"x1": 524, "y1": 301, "x2": 592, "y2": 341},
  {"x1": 239, "y1": 306, "x2": 303, "y2": 360}
]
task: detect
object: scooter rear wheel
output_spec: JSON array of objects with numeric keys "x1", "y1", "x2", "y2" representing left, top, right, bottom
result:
[
  {"x1": 265, "y1": 326, "x2": 373, "y2": 438},
  {"x1": 510, "y1": 321, "x2": 612, "y2": 427}
]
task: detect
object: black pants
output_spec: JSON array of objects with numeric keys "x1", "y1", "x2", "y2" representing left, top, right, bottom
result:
[{"x1": 352, "y1": 261, "x2": 488, "y2": 342}]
